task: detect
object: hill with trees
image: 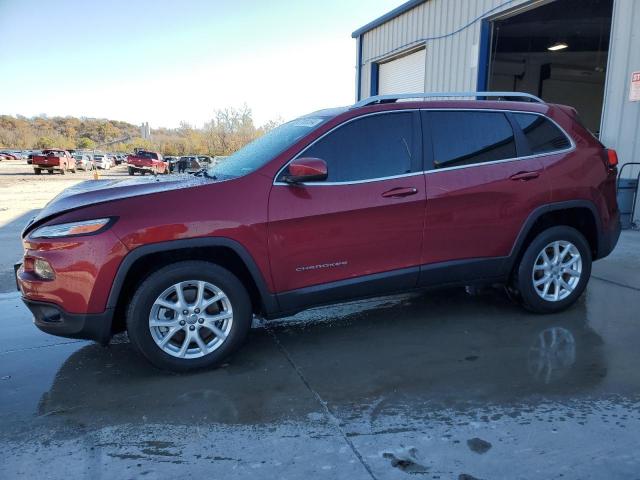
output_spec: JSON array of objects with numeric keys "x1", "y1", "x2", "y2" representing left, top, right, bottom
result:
[{"x1": 0, "y1": 106, "x2": 282, "y2": 155}]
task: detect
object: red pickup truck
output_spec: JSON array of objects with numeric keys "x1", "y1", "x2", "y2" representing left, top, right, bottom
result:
[
  {"x1": 32, "y1": 149, "x2": 76, "y2": 175},
  {"x1": 127, "y1": 150, "x2": 169, "y2": 175}
]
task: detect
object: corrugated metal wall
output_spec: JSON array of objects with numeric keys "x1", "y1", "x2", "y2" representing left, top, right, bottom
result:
[
  {"x1": 358, "y1": 0, "x2": 640, "y2": 222},
  {"x1": 600, "y1": 0, "x2": 640, "y2": 181},
  {"x1": 359, "y1": 0, "x2": 530, "y2": 97}
]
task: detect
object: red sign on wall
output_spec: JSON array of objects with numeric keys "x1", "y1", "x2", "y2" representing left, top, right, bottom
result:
[{"x1": 630, "y1": 71, "x2": 640, "y2": 102}]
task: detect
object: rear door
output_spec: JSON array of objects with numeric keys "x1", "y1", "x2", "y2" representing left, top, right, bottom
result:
[
  {"x1": 268, "y1": 110, "x2": 426, "y2": 297},
  {"x1": 420, "y1": 109, "x2": 552, "y2": 279}
]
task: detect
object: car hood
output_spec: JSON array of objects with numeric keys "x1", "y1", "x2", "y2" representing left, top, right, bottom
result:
[{"x1": 24, "y1": 174, "x2": 212, "y2": 236}]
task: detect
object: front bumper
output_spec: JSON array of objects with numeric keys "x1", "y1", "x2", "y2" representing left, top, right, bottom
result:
[{"x1": 21, "y1": 298, "x2": 113, "y2": 345}]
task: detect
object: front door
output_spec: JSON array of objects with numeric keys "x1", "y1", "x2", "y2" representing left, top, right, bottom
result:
[{"x1": 268, "y1": 111, "x2": 426, "y2": 302}]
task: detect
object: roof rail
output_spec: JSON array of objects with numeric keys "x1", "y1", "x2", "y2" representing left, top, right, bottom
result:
[{"x1": 352, "y1": 91, "x2": 544, "y2": 109}]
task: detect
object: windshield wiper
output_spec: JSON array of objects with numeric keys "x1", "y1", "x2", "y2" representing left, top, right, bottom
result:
[{"x1": 191, "y1": 168, "x2": 217, "y2": 180}]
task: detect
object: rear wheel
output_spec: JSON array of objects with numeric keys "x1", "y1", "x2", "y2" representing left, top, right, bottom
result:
[
  {"x1": 514, "y1": 226, "x2": 591, "y2": 314},
  {"x1": 126, "y1": 261, "x2": 253, "y2": 372}
]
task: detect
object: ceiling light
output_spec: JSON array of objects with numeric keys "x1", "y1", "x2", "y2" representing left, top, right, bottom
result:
[{"x1": 548, "y1": 42, "x2": 569, "y2": 51}]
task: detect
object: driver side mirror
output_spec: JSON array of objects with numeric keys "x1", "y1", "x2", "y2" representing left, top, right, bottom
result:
[{"x1": 283, "y1": 158, "x2": 328, "y2": 184}]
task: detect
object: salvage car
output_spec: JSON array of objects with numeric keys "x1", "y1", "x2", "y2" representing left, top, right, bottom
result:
[
  {"x1": 32, "y1": 149, "x2": 76, "y2": 174},
  {"x1": 163, "y1": 156, "x2": 179, "y2": 172},
  {"x1": 74, "y1": 153, "x2": 94, "y2": 171},
  {"x1": 127, "y1": 150, "x2": 169, "y2": 175},
  {"x1": 177, "y1": 155, "x2": 202, "y2": 173},
  {"x1": 93, "y1": 154, "x2": 112, "y2": 170},
  {"x1": 15, "y1": 92, "x2": 621, "y2": 372}
]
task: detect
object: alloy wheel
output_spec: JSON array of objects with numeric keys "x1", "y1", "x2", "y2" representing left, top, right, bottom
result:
[
  {"x1": 531, "y1": 240, "x2": 582, "y2": 302},
  {"x1": 148, "y1": 280, "x2": 233, "y2": 359}
]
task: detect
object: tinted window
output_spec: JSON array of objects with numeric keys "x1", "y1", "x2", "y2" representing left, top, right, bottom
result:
[
  {"x1": 513, "y1": 113, "x2": 571, "y2": 154},
  {"x1": 297, "y1": 112, "x2": 415, "y2": 182},
  {"x1": 429, "y1": 111, "x2": 516, "y2": 168},
  {"x1": 138, "y1": 151, "x2": 159, "y2": 159}
]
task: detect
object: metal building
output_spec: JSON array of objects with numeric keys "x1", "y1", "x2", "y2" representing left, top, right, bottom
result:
[{"x1": 353, "y1": 0, "x2": 640, "y2": 224}]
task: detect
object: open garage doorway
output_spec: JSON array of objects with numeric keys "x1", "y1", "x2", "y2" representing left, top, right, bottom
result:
[{"x1": 486, "y1": 0, "x2": 613, "y2": 136}]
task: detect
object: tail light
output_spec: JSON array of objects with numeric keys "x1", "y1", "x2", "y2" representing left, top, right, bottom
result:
[{"x1": 606, "y1": 149, "x2": 619, "y2": 168}]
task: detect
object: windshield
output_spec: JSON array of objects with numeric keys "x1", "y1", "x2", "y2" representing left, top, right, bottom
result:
[{"x1": 206, "y1": 115, "x2": 331, "y2": 179}]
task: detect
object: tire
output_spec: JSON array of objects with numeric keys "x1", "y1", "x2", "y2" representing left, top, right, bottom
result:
[
  {"x1": 60, "y1": 165, "x2": 66, "y2": 175},
  {"x1": 126, "y1": 261, "x2": 253, "y2": 372},
  {"x1": 128, "y1": 167, "x2": 134, "y2": 175},
  {"x1": 514, "y1": 226, "x2": 592, "y2": 314},
  {"x1": 34, "y1": 168, "x2": 41, "y2": 175}
]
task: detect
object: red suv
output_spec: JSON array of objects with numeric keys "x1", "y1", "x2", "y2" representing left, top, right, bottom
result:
[{"x1": 16, "y1": 92, "x2": 621, "y2": 371}]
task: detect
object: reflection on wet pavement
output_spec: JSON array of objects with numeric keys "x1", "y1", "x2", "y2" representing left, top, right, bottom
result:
[{"x1": 1, "y1": 276, "x2": 639, "y2": 479}]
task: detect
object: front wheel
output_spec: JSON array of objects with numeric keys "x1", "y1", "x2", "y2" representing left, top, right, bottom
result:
[
  {"x1": 34, "y1": 168, "x2": 41, "y2": 175},
  {"x1": 128, "y1": 167, "x2": 134, "y2": 175},
  {"x1": 514, "y1": 226, "x2": 592, "y2": 314},
  {"x1": 126, "y1": 261, "x2": 253, "y2": 372}
]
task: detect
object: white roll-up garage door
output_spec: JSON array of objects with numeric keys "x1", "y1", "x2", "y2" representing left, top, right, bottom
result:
[{"x1": 378, "y1": 49, "x2": 426, "y2": 95}]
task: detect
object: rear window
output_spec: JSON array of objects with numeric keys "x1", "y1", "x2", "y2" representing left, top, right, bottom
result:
[
  {"x1": 512, "y1": 113, "x2": 571, "y2": 154},
  {"x1": 137, "y1": 151, "x2": 158, "y2": 159},
  {"x1": 428, "y1": 111, "x2": 516, "y2": 168}
]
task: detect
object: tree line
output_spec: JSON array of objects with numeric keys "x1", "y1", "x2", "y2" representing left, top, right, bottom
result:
[{"x1": 0, "y1": 105, "x2": 283, "y2": 156}]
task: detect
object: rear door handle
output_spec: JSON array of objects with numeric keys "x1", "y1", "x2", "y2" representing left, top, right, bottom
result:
[
  {"x1": 381, "y1": 187, "x2": 418, "y2": 198},
  {"x1": 510, "y1": 171, "x2": 540, "y2": 181}
]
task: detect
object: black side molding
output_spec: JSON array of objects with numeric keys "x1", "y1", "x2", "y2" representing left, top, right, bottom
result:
[{"x1": 274, "y1": 266, "x2": 419, "y2": 317}]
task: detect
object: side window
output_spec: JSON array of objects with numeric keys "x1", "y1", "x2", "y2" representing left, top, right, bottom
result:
[
  {"x1": 298, "y1": 112, "x2": 416, "y2": 182},
  {"x1": 513, "y1": 113, "x2": 571, "y2": 154},
  {"x1": 428, "y1": 111, "x2": 516, "y2": 169}
]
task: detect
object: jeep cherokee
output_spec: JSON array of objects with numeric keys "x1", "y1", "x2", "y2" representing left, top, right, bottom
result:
[{"x1": 16, "y1": 92, "x2": 621, "y2": 371}]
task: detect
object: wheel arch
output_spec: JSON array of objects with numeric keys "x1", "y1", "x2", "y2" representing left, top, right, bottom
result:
[
  {"x1": 507, "y1": 200, "x2": 601, "y2": 275},
  {"x1": 107, "y1": 237, "x2": 278, "y2": 334}
]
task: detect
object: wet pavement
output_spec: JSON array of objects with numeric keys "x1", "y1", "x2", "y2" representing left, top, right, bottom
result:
[{"x1": 1, "y1": 232, "x2": 639, "y2": 479}]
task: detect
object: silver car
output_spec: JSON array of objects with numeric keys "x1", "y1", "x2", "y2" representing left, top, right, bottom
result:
[
  {"x1": 74, "y1": 154, "x2": 94, "y2": 171},
  {"x1": 93, "y1": 154, "x2": 112, "y2": 170}
]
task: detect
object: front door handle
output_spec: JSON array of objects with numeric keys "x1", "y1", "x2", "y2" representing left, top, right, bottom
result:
[
  {"x1": 510, "y1": 171, "x2": 540, "y2": 181},
  {"x1": 381, "y1": 187, "x2": 418, "y2": 198}
]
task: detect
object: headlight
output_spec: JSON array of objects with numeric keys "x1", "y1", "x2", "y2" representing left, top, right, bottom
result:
[
  {"x1": 31, "y1": 218, "x2": 113, "y2": 239},
  {"x1": 34, "y1": 258, "x2": 55, "y2": 280}
]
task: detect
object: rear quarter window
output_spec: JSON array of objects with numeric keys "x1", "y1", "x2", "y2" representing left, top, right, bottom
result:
[{"x1": 512, "y1": 113, "x2": 571, "y2": 154}]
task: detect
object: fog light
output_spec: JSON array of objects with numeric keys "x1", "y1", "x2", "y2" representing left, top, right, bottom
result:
[{"x1": 34, "y1": 258, "x2": 55, "y2": 280}]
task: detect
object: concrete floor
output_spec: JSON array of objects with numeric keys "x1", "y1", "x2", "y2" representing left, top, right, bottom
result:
[{"x1": 0, "y1": 232, "x2": 639, "y2": 479}]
